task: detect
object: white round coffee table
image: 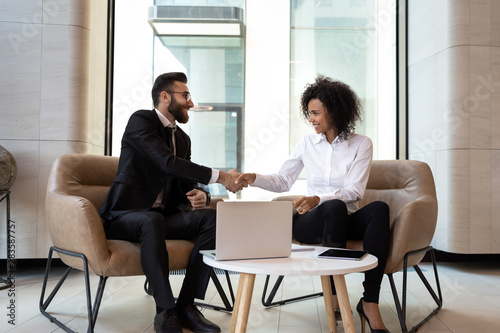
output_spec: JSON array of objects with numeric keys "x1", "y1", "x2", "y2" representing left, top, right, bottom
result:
[{"x1": 203, "y1": 245, "x2": 378, "y2": 333}]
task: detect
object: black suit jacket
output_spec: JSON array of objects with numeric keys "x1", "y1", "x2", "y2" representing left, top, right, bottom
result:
[{"x1": 99, "y1": 109, "x2": 212, "y2": 220}]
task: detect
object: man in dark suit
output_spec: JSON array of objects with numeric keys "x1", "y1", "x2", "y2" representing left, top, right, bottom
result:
[{"x1": 99, "y1": 72, "x2": 240, "y2": 333}]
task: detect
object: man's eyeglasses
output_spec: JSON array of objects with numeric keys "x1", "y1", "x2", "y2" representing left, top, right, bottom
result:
[{"x1": 168, "y1": 91, "x2": 192, "y2": 102}]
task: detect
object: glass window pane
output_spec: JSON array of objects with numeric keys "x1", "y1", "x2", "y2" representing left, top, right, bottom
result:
[
  {"x1": 290, "y1": 0, "x2": 395, "y2": 161},
  {"x1": 290, "y1": 28, "x2": 377, "y2": 145},
  {"x1": 292, "y1": 0, "x2": 376, "y2": 29},
  {"x1": 153, "y1": 35, "x2": 244, "y2": 173}
]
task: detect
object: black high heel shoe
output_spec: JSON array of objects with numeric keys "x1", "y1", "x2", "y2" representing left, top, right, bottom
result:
[
  {"x1": 334, "y1": 309, "x2": 341, "y2": 321},
  {"x1": 356, "y1": 298, "x2": 391, "y2": 333}
]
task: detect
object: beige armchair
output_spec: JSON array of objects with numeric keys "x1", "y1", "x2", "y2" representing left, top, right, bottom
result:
[
  {"x1": 40, "y1": 154, "x2": 233, "y2": 333},
  {"x1": 263, "y1": 160, "x2": 442, "y2": 333}
]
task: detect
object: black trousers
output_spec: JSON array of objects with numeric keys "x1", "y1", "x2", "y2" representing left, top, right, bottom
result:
[
  {"x1": 104, "y1": 208, "x2": 216, "y2": 310},
  {"x1": 293, "y1": 199, "x2": 390, "y2": 303}
]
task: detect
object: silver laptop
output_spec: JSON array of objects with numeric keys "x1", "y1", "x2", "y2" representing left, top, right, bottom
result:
[{"x1": 201, "y1": 201, "x2": 293, "y2": 260}]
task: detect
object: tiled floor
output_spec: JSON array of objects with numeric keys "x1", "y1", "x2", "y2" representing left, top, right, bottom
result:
[{"x1": 1, "y1": 260, "x2": 499, "y2": 332}]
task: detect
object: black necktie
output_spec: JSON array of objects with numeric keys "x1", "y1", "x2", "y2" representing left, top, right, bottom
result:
[{"x1": 166, "y1": 125, "x2": 176, "y2": 155}]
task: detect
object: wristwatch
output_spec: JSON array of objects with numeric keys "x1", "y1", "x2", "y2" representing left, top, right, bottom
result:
[{"x1": 205, "y1": 191, "x2": 211, "y2": 206}]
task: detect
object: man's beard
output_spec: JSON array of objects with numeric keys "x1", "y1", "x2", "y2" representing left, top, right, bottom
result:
[{"x1": 168, "y1": 98, "x2": 189, "y2": 124}]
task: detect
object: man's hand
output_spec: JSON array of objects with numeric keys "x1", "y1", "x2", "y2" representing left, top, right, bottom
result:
[
  {"x1": 235, "y1": 173, "x2": 256, "y2": 188},
  {"x1": 292, "y1": 196, "x2": 320, "y2": 215},
  {"x1": 217, "y1": 169, "x2": 243, "y2": 193},
  {"x1": 186, "y1": 189, "x2": 207, "y2": 210}
]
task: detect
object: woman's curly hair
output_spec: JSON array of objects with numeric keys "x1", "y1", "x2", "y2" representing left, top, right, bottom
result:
[{"x1": 300, "y1": 76, "x2": 362, "y2": 141}]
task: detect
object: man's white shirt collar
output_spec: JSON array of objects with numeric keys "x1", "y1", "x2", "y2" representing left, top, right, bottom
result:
[{"x1": 155, "y1": 109, "x2": 175, "y2": 128}]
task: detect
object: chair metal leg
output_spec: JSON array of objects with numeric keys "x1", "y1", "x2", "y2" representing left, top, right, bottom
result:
[
  {"x1": 39, "y1": 246, "x2": 108, "y2": 333},
  {"x1": 261, "y1": 275, "x2": 323, "y2": 307},
  {"x1": 144, "y1": 267, "x2": 236, "y2": 312},
  {"x1": 196, "y1": 268, "x2": 235, "y2": 312},
  {"x1": 387, "y1": 246, "x2": 443, "y2": 333},
  {"x1": 91, "y1": 276, "x2": 108, "y2": 325}
]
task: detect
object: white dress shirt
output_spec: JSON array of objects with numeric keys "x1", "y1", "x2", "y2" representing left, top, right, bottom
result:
[{"x1": 252, "y1": 133, "x2": 373, "y2": 213}]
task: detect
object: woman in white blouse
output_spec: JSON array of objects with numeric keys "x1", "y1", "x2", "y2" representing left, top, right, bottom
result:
[{"x1": 236, "y1": 76, "x2": 391, "y2": 333}]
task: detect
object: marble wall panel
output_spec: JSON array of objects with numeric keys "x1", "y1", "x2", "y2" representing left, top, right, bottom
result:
[
  {"x1": 446, "y1": 0, "x2": 470, "y2": 48},
  {"x1": 88, "y1": 8, "x2": 108, "y2": 150},
  {"x1": 491, "y1": 47, "x2": 500, "y2": 149},
  {"x1": 469, "y1": 150, "x2": 492, "y2": 253},
  {"x1": 36, "y1": 232, "x2": 53, "y2": 259},
  {"x1": 42, "y1": 0, "x2": 91, "y2": 30},
  {"x1": 0, "y1": 0, "x2": 42, "y2": 23},
  {"x1": 491, "y1": 0, "x2": 500, "y2": 46},
  {"x1": 401, "y1": 0, "x2": 500, "y2": 253},
  {"x1": 446, "y1": 46, "x2": 471, "y2": 150},
  {"x1": 89, "y1": 144, "x2": 105, "y2": 156},
  {"x1": 0, "y1": 0, "x2": 107, "y2": 258},
  {"x1": 435, "y1": 49, "x2": 449, "y2": 151},
  {"x1": 0, "y1": 22, "x2": 42, "y2": 140},
  {"x1": 89, "y1": 0, "x2": 108, "y2": 40},
  {"x1": 447, "y1": 150, "x2": 471, "y2": 253},
  {"x1": 470, "y1": 0, "x2": 491, "y2": 45},
  {"x1": 492, "y1": 150, "x2": 500, "y2": 253},
  {"x1": 469, "y1": 46, "x2": 492, "y2": 149},
  {"x1": 40, "y1": 24, "x2": 91, "y2": 142}
]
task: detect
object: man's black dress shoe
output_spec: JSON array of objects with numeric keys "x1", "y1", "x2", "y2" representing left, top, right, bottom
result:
[
  {"x1": 176, "y1": 304, "x2": 221, "y2": 333},
  {"x1": 154, "y1": 309, "x2": 183, "y2": 333}
]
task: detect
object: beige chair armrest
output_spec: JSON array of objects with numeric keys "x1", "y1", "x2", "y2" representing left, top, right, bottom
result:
[
  {"x1": 385, "y1": 196, "x2": 438, "y2": 273},
  {"x1": 272, "y1": 195, "x2": 301, "y2": 202},
  {"x1": 46, "y1": 192, "x2": 110, "y2": 274}
]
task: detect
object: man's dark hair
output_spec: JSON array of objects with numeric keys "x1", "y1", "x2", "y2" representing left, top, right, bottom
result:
[
  {"x1": 300, "y1": 75, "x2": 362, "y2": 141},
  {"x1": 151, "y1": 72, "x2": 188, "y2": 108}
]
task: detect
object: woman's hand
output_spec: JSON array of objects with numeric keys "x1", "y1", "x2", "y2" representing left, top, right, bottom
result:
[
  {"x1": 235, "y1": 173, "x2": 256, "y2": 187},
  {"x1": 186, "y1": 189, "x2": 207, "y2": 210},
  {"x1": 292, "y1": 196, "x2": 320, "y2": 215}
]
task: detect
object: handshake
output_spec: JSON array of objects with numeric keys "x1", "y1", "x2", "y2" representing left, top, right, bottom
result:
[{"x1": 216, "y1": 169, "x2": 256, "y2": 193}]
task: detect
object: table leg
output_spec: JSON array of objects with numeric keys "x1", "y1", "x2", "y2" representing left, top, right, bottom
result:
[
  {"x1": 320, "y1": 276, "x2": 337, "y2": 333},
  {"x1": 230, "y1": 273, "x2": 246, "y2": 331},
  {"x1": 230, "y1": 273, "x2": 256, "y2": 333},
  {"x1": 332, "y1": 275, "x2": 356, "y2": 333}
]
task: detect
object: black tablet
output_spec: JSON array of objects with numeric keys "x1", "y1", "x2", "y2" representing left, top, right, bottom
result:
[{"x1": 317, "y1": 248, "x2": 369, "y2": 261}]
